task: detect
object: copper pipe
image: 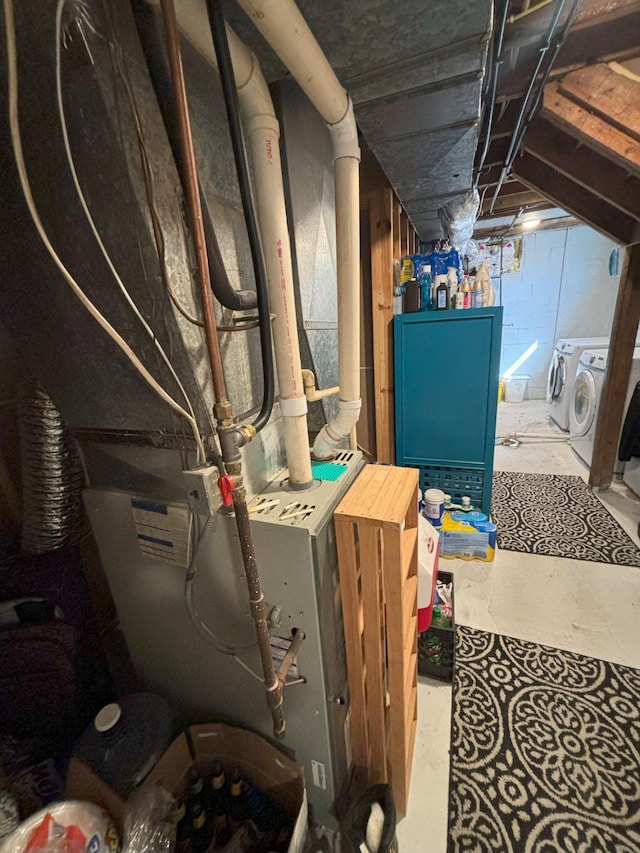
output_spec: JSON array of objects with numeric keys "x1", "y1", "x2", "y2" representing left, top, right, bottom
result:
[
  {"x1": 159, "y1": 0, "x2": 228, "y2": 403},
  {"x1": 159, "y1": 0, "x2": 286, "y2": 739}
]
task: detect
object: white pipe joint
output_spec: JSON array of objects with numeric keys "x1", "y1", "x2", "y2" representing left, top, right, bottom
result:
[
  {"x1": 327, "y1": 98, "x2": 360, "y2": 163},
  {"x1": 312, "y1": 398, "x2": 361, "y2": 460}
]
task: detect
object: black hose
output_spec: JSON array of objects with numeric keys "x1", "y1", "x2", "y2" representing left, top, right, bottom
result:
[
  {"x1": 130, "y1": 0, "x2": 256, "y2": 312},
  {"x1": 205, "y1": 0, "x2": 275, "y2": 434}
]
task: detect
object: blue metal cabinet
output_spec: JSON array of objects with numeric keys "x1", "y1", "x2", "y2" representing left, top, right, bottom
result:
[{"x1": 394, "y1": 307, "x2": 503, "y2": 514}]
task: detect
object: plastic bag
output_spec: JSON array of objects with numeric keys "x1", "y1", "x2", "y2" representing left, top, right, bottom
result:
[
  {"x1": 438, "y1": 189, "x2": 480, "y2": 259},
  {"x1": 0, "y1": 801, "x2": 118, "y2": 853},
  {"x1": 121, "y1": 782, "x2": 175, "y2": 853}
]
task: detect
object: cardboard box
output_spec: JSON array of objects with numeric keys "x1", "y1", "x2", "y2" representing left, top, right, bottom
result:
[{"x1": 65, "y1": 723, "x2": 308, "y2": 852}]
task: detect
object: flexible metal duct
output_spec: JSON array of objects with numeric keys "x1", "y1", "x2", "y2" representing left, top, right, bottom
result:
[{"x1": 20, "y1": 378, "x2": 84, "y2": 554}]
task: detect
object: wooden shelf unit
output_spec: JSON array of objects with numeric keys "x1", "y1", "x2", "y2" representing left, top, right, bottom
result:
[{"x1": 334, "y1": 464, "x2": 419, "y2": 814}]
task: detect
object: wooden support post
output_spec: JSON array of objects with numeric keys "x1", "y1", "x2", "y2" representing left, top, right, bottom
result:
[
  {"x1": 392, "y1": 200, "x2": 401, "y2": 262},
  {"x1": 369, "y1": 189, "x2": 395, "y2": 463},
  {"x1": 590, "y1": 245, "x2": 640, "y2": 489}
]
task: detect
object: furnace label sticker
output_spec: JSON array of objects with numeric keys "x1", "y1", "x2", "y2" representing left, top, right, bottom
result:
[
  {"x1": 311, "y1": 759, "x2": 327, "y2": 790},
  {"x1": 131, "y1": 498, "x2": 190, "y2": 568}
]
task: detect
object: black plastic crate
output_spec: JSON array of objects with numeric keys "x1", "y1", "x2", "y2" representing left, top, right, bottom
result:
[{"x1": 417, "y1": 570, "x2": 454, "y2": 682}]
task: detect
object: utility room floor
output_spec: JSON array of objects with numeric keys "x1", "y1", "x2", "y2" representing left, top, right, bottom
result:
[{"x1": 397, "y1": 400, "x2": 640, "y2": 853}]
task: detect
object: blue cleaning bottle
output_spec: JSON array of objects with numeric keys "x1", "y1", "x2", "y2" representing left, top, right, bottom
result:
[{"x1": 419, "y1": 264, "x2": 432, "y2": 311}]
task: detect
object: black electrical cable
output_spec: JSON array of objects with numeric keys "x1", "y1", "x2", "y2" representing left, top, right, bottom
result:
[
  {"x1": 130, "y1": 0, "x2": 256, "y2": 313},
  {"x1": 205, "y1": 0, "x2": 275, "y2": 434}
]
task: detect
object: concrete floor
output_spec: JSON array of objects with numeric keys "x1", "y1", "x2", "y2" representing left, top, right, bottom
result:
[{"x1": 397, "y1": 400, "x2": 640, "y2": 853}]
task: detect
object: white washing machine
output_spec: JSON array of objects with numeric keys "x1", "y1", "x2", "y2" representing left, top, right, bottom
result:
[
  {"x1": 569, "y1": 347, "x2": 640, "y2": 470},
  {"x1": 547, "y1": 337, "x2": 609, "y2": 431}
]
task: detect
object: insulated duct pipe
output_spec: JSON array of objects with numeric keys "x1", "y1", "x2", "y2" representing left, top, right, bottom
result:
[
  {"x1": 131, "y1": 0, "x2": 257, "y2": 313},
  {"x1": 159, "y1": 0, "x2": 289, "y2": 738},
  {"x1": 204, "y1": 2, "x2": 313, "y2": 487},
  {"x1": 236, "y1": 0, "x2": 362, "y2": 460}
]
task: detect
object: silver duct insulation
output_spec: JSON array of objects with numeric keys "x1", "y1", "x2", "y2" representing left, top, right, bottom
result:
[{"x1": 20, "y1": 379, "x2": 84, "y2": 554}]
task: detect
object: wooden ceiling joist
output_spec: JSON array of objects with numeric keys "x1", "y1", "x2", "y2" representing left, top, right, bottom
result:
[
  {"x1": 480, "y1": 189, "x2": 547, "y2": 217},
  {"x1": 558, "y1": 64, "x2": 640, "y2": 142},
  {"x1": 542, "y1": 82, "x2": 640, "y2": 176},
  {"x1": 474, "y1": 215, "x2": 582, "y2": 240},
  {"x1": 497, "y1": 0, "x2": 640, "y2": 101},
  {"x1": 513, "y1": 153, "x2": 640, "y2": 245},
  {"x1": 523, "y1": 118, "x2": 640, "y2": 220}
]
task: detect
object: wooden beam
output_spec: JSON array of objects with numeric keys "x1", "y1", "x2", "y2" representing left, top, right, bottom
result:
[
  {"x1": 504, "y1": 0, "x2": 640, "y2": 53},
  {"x1": 513, "y1": 153, "x2": 640, "y2": 244},
  {"x1": 474, "y1": 214, "x2": 581, "y2": 240},
  {"x1": 498, "y1": 1, "x2": 640, "y2": 100},
  {"x1": 482, "y1": 136, "x2": 511, "y2": 168},
  {"x1": 482, "y1": 189, "x2": 547, "y2": 215},
  {"x1": 590, "y1": 245, "x2": 640, "y2": 488},
  {"x1": 476, "y1": 164, "x2": 505, "y2": 188},
  {"x1": 523, "y1": 118, "x2": 640, "y2": 220},
  {"x1": 559, "y1": 64, "x2": 640, "y2": 142},
  {"x1": 542, "y1": 82, "x2": 640, "y2": 176},
  {"x1": 369, "y1": 189, "x2": 395, "y2": 463}
]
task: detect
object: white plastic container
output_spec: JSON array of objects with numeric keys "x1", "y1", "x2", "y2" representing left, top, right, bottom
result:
[
  {"x1": 504, "y1": 375, "x2": 529, "y2": 403},
  {"x1": 423, "y1": 488, "x2": 445, "y2": 527}
]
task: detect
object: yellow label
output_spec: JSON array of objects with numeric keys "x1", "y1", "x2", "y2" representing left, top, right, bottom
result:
[{"x1": 400, "y1": 257, "x2": 415, "y2": 284}]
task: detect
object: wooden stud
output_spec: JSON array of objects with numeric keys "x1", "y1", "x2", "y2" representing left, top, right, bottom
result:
[
  {"x1": 392, "y1": 199, "x2": 401, "y2": 262},
  {"x1": 513, "y1": 153, "x2": 640, "y2": 245},
  {"x1": 369, "y1": 190, "x2": 396, "y2": 464},
  {"x1": 590, "y1": 245, "x2": 640, "y2": 488},
  {"x1": 542, "y1": 83, "x2": 640, "y2": 176},
  {"x1": 523, "y1": 118, "x2": 640, "y2": 220},
  {"x1": 400, "y1": 211, "x2": 410, "y2": 256}
]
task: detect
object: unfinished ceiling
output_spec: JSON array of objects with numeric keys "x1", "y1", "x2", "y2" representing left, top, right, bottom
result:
[
  {"x1": 219, "y1": 0, "x2": 493, "y2": 242},
  {"x1": 475, "y1": 0, "x2": 640, "y2": 244}
]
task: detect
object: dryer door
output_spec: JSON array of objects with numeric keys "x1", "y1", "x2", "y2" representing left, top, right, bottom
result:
[
  {"x1": 547, "y1": 352, "x2": 565, "y2": 403},
  {"x1": 572, "y1": 370, "x2": 597, "y2": 437}
]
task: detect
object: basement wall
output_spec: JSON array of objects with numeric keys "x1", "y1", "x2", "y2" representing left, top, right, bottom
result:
[{"x1": 499, "y1": 225, "x2": 620, "y2": 399}]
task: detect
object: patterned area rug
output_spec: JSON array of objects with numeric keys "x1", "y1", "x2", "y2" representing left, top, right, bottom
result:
[
  {"x1": 492, "y1": 471, "x2": 640, "y2": 566},
  {"x1": 448, "y1": 626, "x2": 640, "y2": 852}
]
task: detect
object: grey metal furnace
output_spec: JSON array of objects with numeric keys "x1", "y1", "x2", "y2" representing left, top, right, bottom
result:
[{"x1": 83, "y1": 443, "x2": 364, "y2": 830}]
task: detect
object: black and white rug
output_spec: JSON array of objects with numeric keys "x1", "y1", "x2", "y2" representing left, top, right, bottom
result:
[
  {"x1": 492, "y1": 471, "x2": 640, "y2": 566},
  {"x1": 448, "y1": 626, "x2": 640, "y2": 852}
]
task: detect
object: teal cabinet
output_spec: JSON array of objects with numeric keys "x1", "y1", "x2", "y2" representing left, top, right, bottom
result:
[{"x1": 394, "y1": 307, "x2": 503, "y2": 514}]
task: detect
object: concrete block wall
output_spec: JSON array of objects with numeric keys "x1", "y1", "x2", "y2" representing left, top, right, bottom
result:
[{"x1": 498, "y1": 226, "x2": 619, "y2": 399}]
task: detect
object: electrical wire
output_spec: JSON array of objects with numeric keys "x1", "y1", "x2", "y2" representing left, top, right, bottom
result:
[
  {"x1": 184, "y1": 515, "x2": 257, "y2": 655},
  {"x1": 55, "y1": 0, "x2": 205, "y2": 463},
  {"x1": 3, "y1": 0, "x2": 206, "y2": 463}
]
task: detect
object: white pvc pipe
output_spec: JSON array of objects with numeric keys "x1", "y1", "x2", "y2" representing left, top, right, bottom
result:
[
  {"x1": 173, "y1": 1, "x2": 313, "y2": 486},
  {"x1": 235, "y1": 0, "x2": 362, "y2": 460}
]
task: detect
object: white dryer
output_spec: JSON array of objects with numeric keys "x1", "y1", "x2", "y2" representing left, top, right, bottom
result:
[
  {"x1": 569, "y1": 347, "x2": 640, "y2": 470},
  {"x1": 547, "y1": 337, "x2": 609, "y2": 431}
]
